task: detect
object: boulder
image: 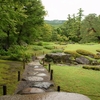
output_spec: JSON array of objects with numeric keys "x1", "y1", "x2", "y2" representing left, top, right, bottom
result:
[
  {"x1": 45, "y1": 53, "x2": 71, "y2": 63},
  {"x1": 75, "y1": 56, "x2": 90, "y2": 64}
]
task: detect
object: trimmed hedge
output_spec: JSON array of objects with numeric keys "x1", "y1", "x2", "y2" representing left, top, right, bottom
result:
[
  {"x1": 51, "y1": 49, "x2": 63, "y2": 53},
  {"x1": 64, "y1": 50, "x2": 80, "y2": 58},
  {"x1": 96, "y1": 49, "x2": 100, "y2": 52},
  {"x1": 33, "y1": 46, "x2": 43, "y2": 51},
  {"x1": 76, "y1": 49, "x2": 95, "y2": 57},
  {"x1": 83, "y1": 65, "x2": 100, "y2": 71},
  {"x1": 44, "y1": 46, "x2": 54, "y2": 50}
]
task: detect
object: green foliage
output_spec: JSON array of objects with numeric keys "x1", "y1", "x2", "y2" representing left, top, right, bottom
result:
[
  {"x1": 94, "y1": 54, "x2": 100, "y2": 59},
  {"x1": 38, "y1": 42, "x2": 43, "y2": 46},
  {"x1": 83, "y1": 65, "x2": 100, "y2": 71},
  {"x1": 0, "y1": 49, "x2": 8, "y2": 56},
  {"x1": 96, "y1": 49, "x2": 100, "y2": 52},
  {"x1": 0, "y1": 0, "x2": 46, "y2": 48},
  {"x1": 51, "y1": 49, "x2": 63, "y2": 53},
  {"x1": 76, "y1": 49, "x2": 95, "y2": 57},
  {"x1": 44, "y1": 46, "x2": 54, "y2": 50},
  {"x1": 33, "y1": 46, "x2": 43, "y2": 51},
  {"x1": 7, "y1": 45, "x2": 31, "y2": 61}
]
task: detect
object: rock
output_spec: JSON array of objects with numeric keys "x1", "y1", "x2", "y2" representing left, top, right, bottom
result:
[
  {"x1": 31, "y1": 82, "x2": 53, "y2": 89},
  {"x1": 34, "y1": 65, "x2": 39, "y2": 68},
  {"x1": 22, "y1": 87, "x2": 45, "y2": 94},
  {"x1": 75, "y1": 56, "x2": 90, "y2": 64},
  {"x1": 23, "y1": 76, "x2": 44, "y2": 81},
  {"x1": 36, "y1": 73, "x2": 47, "y2": 76},
  {"x1": 34, "y1": 68, "x2": 46, "y2": 71},
  {"x1": 0, "y1": 92, "x2": 91, "y2": 100},
  {"x1": 27, "y1": 72, "x2": 39, "y2": 76},
  {"x1": 45, "y1": 53, "x2": 70, "y2": 63}
]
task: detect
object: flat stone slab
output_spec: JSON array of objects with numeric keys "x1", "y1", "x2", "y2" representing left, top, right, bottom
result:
[
  {"x1": 34, "y1": 68, "x2": 46, "y2": 71},
  {"x1": 36, "y1": 73, "x2": 47, "y2": 76},
  {"x1": 0, "y1": 92, "x2": 91, "y2": 100},
  {"x1": 31, "y1": 82, "x2": 53, "y2": 89},
  {"x1": 21, "y1": 87, "x2": 45, "y2": 94},
  {"x1": 24, "y1": 76, "x2": 44, "y2": 81},
  {"x1": 27, "y1": 72, "x2": 39, "y2": 76},
  {"x1": 34, "y1": 65, "x2": 40, "y2": 68}
]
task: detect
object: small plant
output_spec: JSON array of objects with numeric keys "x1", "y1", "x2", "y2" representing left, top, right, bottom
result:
[
  {"x1": 83, "y1": 65, "x2": 100, "y2": 71},
  {"x1": 33, "y1": 46, "x2": 43, "y2": 51},
  {"x1": 96, "y1": 49, "x2": 100, "y2": 52},
  {"x1": 51, "y1": 49, "x2": 63, "y2": 53},
  {"x1": 37, "y1": 41, "x2": 43, "y2": 46},
  {"x1": 44, "y1": 46, "x2": 54, "y2": 50}
]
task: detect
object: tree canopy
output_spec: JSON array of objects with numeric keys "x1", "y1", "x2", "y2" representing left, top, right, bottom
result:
[{"x1": 0, "y1": 0, "x2": 46, "y2": 50}]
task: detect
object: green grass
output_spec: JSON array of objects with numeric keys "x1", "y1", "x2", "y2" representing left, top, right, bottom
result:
[
  {"x1": 26, "y1": 42, "x2": 100, "y2": 55},
  {"x1": 64, "y1": 43, "x2": 100, "y2": 54},
  {"x1": 0, "y1": 60, "x2": 24, "y2": 95},
  {"x1": 48, "y1": 64, "x2": 100, "y2": 100}
]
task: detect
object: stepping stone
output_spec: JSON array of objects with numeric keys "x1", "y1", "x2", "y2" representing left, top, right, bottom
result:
[
  {"x1": 31, "y1": 82, "x2": 53, "y2": 89},
  {"x1": 24, "y1": 76, "x2": 44, "y2": 81},
  {"x1": 27, "y1": 72, "x2": 39, "y2": 76},
  {"x1": 22, "y1": 87, "x2": 45, "y2": 94},
  {"x1": 34, "y1": 65, "x2": 39, "y2": 68},
  {"x1": 34, "y1": 68, "x2": 45, "y2": 71},
  {"x1": 0, "y1": 92, "x2": 91, "y2": 100},
  {"x1": 36, "y1": 73, "x2": 47, "y2": 76}
]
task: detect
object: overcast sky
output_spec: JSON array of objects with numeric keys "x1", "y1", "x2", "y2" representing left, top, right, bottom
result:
[{"x1": 41, "y1": 0, "x2": 100, "y2": 20}]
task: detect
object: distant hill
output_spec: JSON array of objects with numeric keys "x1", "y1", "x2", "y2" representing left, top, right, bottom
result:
[{"x1": 45, "y1": 20, "x2": 66, "y2": 27}]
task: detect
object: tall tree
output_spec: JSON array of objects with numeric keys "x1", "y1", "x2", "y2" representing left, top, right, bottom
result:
[
  {"x1": 0, "y1": 0, "x2": 26, "y2": 50},
  {"x1": 16, "y1": 0, "x2": 46, "y2": 44},
  {"x1": 80, "y1": 14, "x2": 100, "y2": 43}
]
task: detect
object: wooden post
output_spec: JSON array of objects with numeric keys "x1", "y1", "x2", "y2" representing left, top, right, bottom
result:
[
  {"x1": 23, "y1": 60, "x2": 25, "y2": 69},
  {"x1": 3, "y1": 85, "x2": 7, "y2": 95},
  {"x1": 57, "y1": 86, "x2": 60, "y2": 92},
  {"x1": 48, "y1": 64, "x2": 51, "y2": 72},
  {"x1": 50, "y1": 70, "x2": 53, "y2": 80},
  {"x1": 18, "y1": 71, "x2": 20, "y2": 81}
]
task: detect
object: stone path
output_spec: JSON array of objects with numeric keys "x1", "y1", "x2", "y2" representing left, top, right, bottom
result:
[
  {"x1": 0, "y1": 57, "x2": 91, "y2": 100},
  {"x1": 15, "y1": 60, "x2": 54, "y2": 94}
]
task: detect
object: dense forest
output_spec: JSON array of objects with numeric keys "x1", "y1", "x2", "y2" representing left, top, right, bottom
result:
[{"x1": 0, "y1": 0, "x2": 100, "y2": 60}]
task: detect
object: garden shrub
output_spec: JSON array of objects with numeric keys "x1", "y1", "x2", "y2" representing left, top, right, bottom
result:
[
  {"x1": 0, "y1": 49, "x2": 8, "y2": 56},
  {"x1": 64, "y1": 50, "x2": 80, "y2": 58},
  {"x1": 94, "y1": 54, "x2": 100, "y2": 59},
  {"x1": 83, "y1": 65, "x2": 100, "y2": 71},
  {"x1": 8, "y1": 45, "x2": 31, "y2": 61},
  {"x1": 37, "y1": 41, "x2": 43, "y2": 46},
  {"x1": 33, "y1": 46, "x2": 43, "y2": 51},
  {"x1": 76, "y1": 49, "x2": 95, "y2": 57},
  {"x1": 44, "y1": 46, "x2": 54, "y2": 50},
  {"x1": 96, "y1": 49, "x2": 100, "y2": 52},
  {"x1": 51, "y1": 49, "x2": 63, "y2": 53}
]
